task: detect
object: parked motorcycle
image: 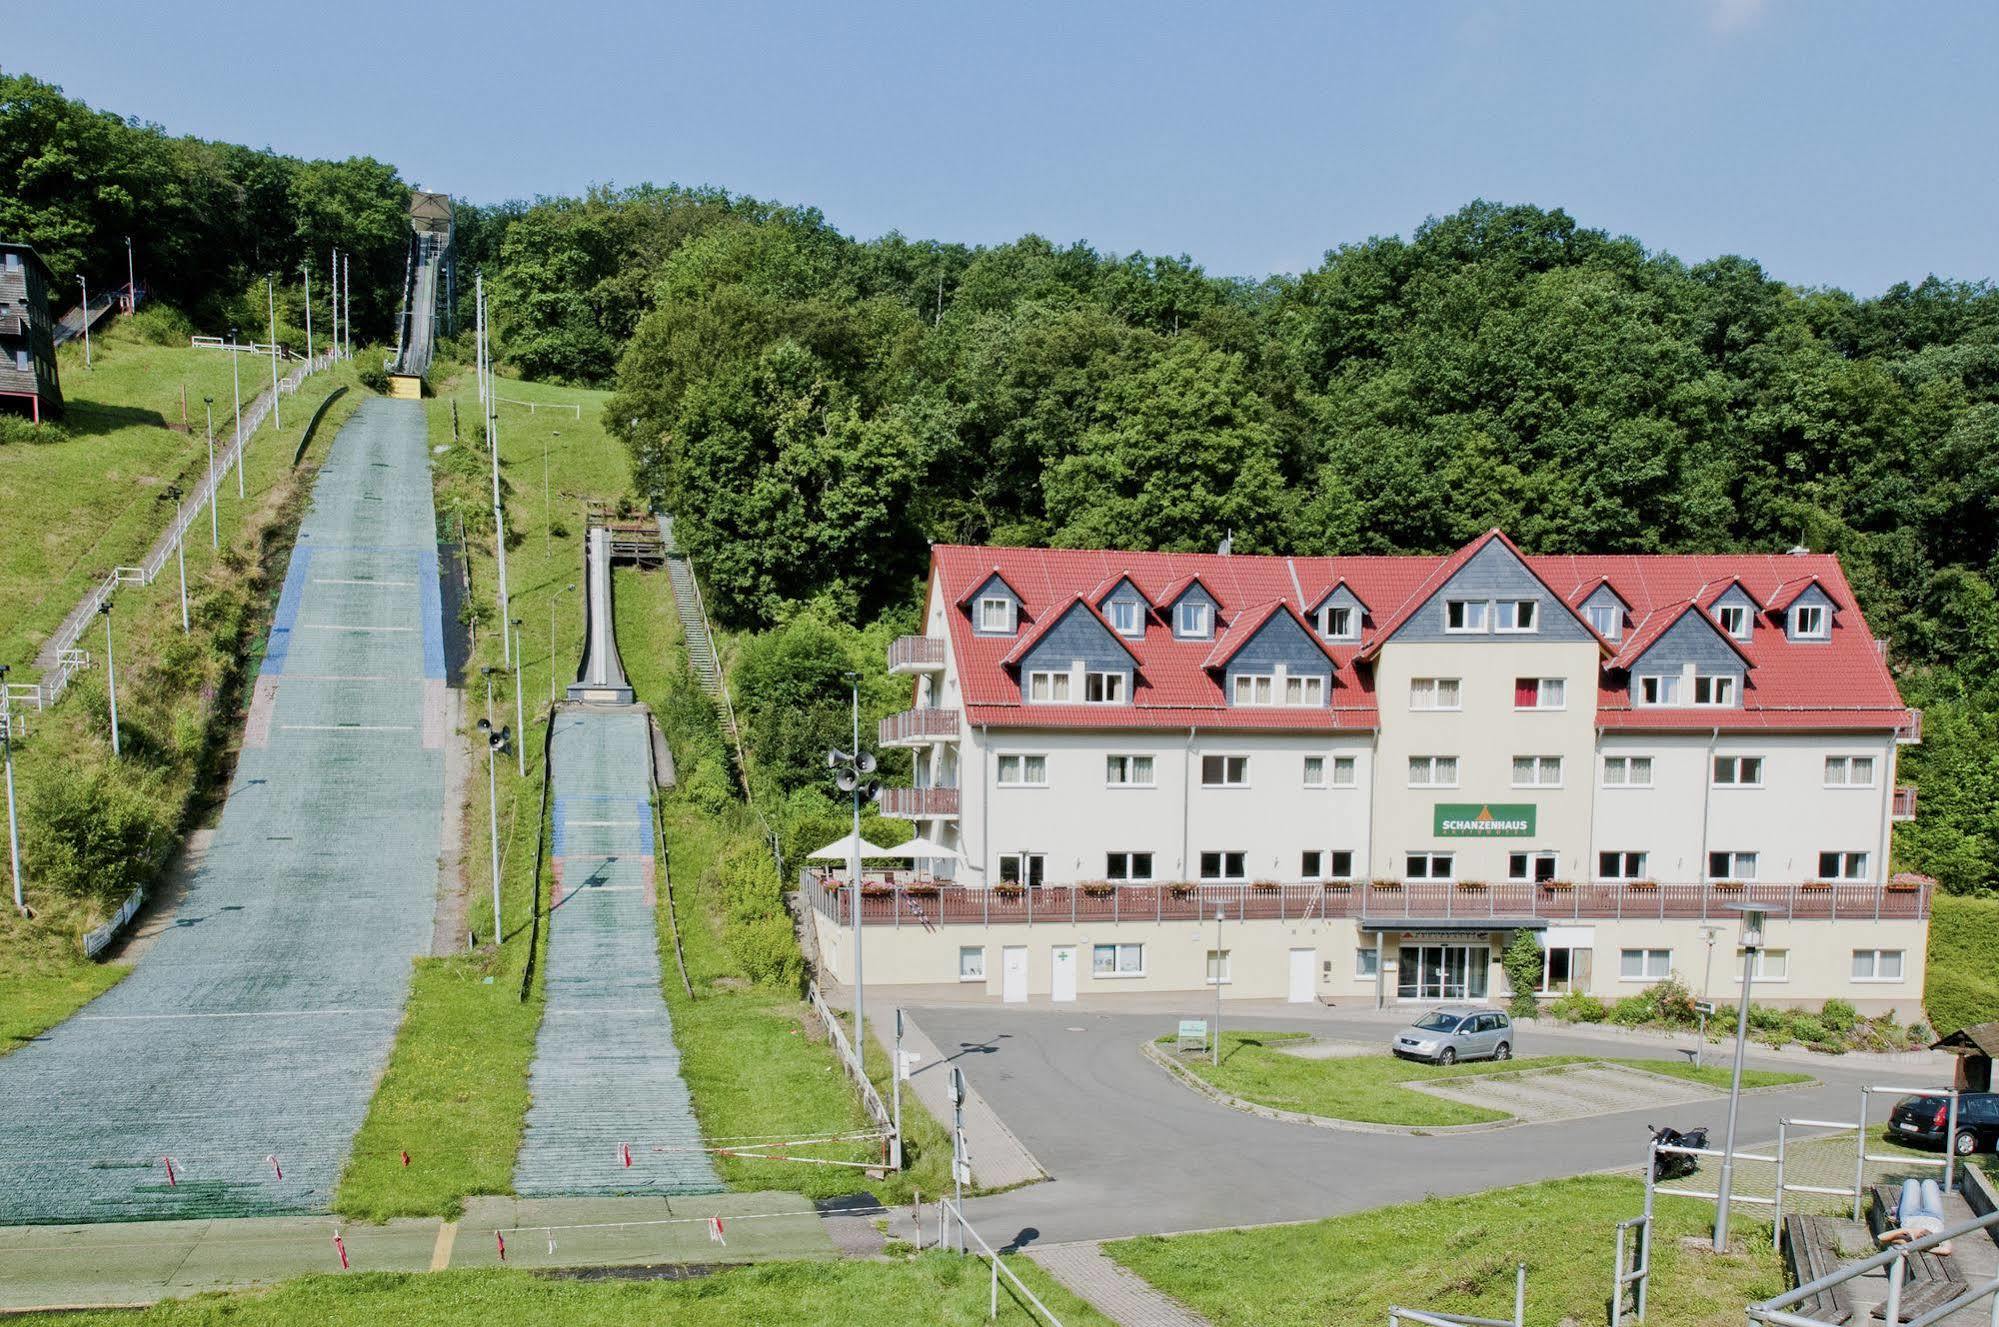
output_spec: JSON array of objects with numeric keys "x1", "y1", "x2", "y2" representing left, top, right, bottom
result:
[{"x1": 1647, "y1": 1123, "x2": 1710, "y2": 1181}]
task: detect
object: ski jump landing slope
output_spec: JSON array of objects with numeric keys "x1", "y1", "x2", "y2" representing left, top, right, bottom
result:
[{"x1": 0, "y1": 398, "x2": 447, "y2": 1223}]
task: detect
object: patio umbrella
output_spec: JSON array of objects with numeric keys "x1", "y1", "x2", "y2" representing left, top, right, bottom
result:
[
  {"x1": 807, "y1": 832, "x2": 892, "y2": 861},
  {"x1": 875, "y1": 835, "x2": 962, "y2": 861}
]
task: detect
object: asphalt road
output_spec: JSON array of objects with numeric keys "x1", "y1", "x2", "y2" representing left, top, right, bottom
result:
[{"x1": 912, "y1": 1006, "x2": 1915, "y2": 1248}]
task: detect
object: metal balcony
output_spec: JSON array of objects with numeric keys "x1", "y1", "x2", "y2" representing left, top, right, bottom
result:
[
  {"x1": 879, "y1": 786, "x2": 960, "y2": 819},
  {"x1": 879, "y1": 707, "x2": 960, "y2": 748},
  {"x1": 888, "y1": 635, "x2": 946, "y2": 674},
  {"x1": 1897, "y1": 709, "x2": 1924, "y2": 744},
  {"x1": 1893, "y1": 786, "x2": 1918, "y2": 821}
]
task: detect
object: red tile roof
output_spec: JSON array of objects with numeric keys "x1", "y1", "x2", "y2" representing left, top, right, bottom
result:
[{"x1": 929, "y1": 538, "x2": 1910, "y2": 733}]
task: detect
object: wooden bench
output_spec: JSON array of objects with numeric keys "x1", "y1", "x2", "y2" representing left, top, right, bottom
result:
[
  {"x1": 1867, "y1": 1186, "x2": 1966, "y2": 1323},
  {"x1": 1782, "y1": 1214, "x2": 1857, "y2": 1324}
]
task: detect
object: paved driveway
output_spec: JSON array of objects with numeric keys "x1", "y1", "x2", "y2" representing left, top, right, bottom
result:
[{"x1": 913, "y1": 1006, "x2": 1909, "y2": 1247}]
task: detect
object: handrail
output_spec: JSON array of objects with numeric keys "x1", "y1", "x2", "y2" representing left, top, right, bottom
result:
[
  {"x1": 939, "y1": 1197, "x2": 1067, "y2": 1327},
  {"x1": 1747, "y1": 1206, "x2": 1999, "y2": 1326},
  {"x1": 807, "y1": 980, "x2": 895, "y2": 1139}
]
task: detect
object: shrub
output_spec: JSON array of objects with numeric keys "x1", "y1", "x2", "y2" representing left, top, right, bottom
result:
[
  {"x1": 727, "y1": 912, "x2": 804, "y2": 990},
  {"x1": 1548, "y1": 990, "x2": 1609, "y2": 1023},
  {"x1": 1609, "y1": 995, "x2": 1654, "y2": 1026},
  {"x1": 129, "y1": 302, "x2": 195, "y2": 345},
  {"x1": 1819, "y1": 998, "x2": 1857, "y2": 1032},
  {"x1": 357, "y1": 359, "x2": 390, "y2": 394},
  {"x1": 0, "y1": 415, "x2": 69, "y2": 446},
  {"x1": 21, "y1": 759, "x2": 171, "y2": 903},
  {"x1": 1499, "y1": 930, "x2": 1542, "y2": 1018},
  {"x1": 717, "y1": 838, "x2": 784, "y2": 925},
  {"x1": 1789, "y1": 1015, "x2": 1831, "y2": 1045},
  {"x1": 1748, "y1": 1003, "x2": 1788, "y2": 1032},
  {"x1": 1647, "y1": 976, "x2": 1698, "y2": 1026}
]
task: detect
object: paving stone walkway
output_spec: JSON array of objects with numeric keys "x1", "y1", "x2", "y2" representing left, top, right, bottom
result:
[
  {"x1": 860, "y1": 1003, "x2": 1046, "y2": 1190},
  {"x1": 1027, "y1": 1242, "x2": 1212, "y2": 1327}
]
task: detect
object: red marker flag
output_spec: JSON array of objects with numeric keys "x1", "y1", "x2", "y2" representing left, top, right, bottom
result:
[
  {"x1": 267, "y1": 1155, "x2": 283, "y2": 1180},
  {"x1": 708, "y1": 1215, "x2": 726, "y2": 1246},
  {"x1": 333, "y1": 1233, "x2": 349, "y2": 1270},
  {"x1": 620, "y1": 1143, "x2": 632, "y2": 1168},
  {"x1": 162, "y1": 1156, "x2": 177, "y2": 1187},
  {"x1": 496, "y1": 1231, "x2": 507, "y2": 1262},
  {"x1": 400, "y1": 1149, "x2": 411, "y2": 1168}
]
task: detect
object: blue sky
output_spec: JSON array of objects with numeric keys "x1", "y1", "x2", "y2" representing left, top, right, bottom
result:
[{"x1": 11, "y1": 1, "x2": 1993, "y2": 293}]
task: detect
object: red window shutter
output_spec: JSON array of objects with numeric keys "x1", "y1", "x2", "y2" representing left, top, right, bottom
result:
[{"x1": 1514, "y1": 678, "x2": 1539, "y2": 707}]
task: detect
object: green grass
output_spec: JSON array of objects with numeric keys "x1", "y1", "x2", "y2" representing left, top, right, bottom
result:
[
  {"x1": 1926, "y1": 893, "x2": 1999, "y2": 1036},
  {"x1": 1107, "y1": 1174, "x2": 1781, "y2": 1327},
  {"x1": 25, "y1": 1254, "x2": 1113, "y2": 1327},
  {"x1": 616, "y1": 566, "x2": 956, "y2": 1204},
  {"x1": 1163, "y1": 1033, "x2": 1809, "y2": 1126},
  {"x1": 333, "y1": 368, "x2": 616, "y2": 1220}
]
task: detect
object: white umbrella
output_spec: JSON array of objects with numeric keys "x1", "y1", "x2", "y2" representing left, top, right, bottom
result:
[
  {"x1": 808, "y1": 832, "x2": 892, "y2": 861},
  {"x1": 876, "y1": 835, "x2": 962, "y2": 861}
]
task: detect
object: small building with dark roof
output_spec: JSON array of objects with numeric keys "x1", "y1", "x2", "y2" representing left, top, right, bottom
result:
[
  {"x1": 1932, "y1": 1021, "x2": 1998, "y2": 1093},
  {"x1": 0, "y1": 243, "x2": 61, "y2": 422}
]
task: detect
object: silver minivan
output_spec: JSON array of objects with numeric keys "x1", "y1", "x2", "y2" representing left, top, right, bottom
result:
[{"x1": 1390, "y1": 1005, "x2": 1513, "y2": 1065}]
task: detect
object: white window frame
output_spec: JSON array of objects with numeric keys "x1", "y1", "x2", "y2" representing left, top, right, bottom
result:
[
  {"x1": 1598, "y1": 850, "x2": 1648, "y2": 881},
  {"x1": 1712, "y1": 755, "x2": 1764, "y2": 787},
  {"x1": 1092, "y1": 942, "x2": 1146, "y2": 978},
  {"x1": 995, "y1": 754, "x2": 1048, "y2": 787},
  {"x1": 1026, "y1": 670, "x2": 1072, "y2": 702},
  {"x1": 1200, "y1": 754, "x2": 1249, "y2": 787},
  {"x1": 1327, "y1": 849, "x2": 1355, "y2": 880},
  {"x1": 1106, "y1": 851, "x2": 1154, "y2": 883},
  {"x1": 958, "y1": 946, "x2": 986, "y2": 981},
  {"x1": 1084, "y1": 670, "x2": 1127, "y2": 704},
  {"x1": 1404, "y1": 851, "x2": 1454, "y2": 882},
  {"x1": 1851, "y1": 948, "x2": 1905, "y2": 983},
  {"x1": 1516, "y1": 677, "x2": 1566, "y2": 710},
  {"x1": 1108, "y1": 599, "x2": 1143, "y2": 637},
  {"x1": 1322, "y1": 604, "x2": 1357, "y2": 640},
  {"x1": 1233, "y1": 673, "x2": 1277, "y2": 706},
  {"x1": 1637, "y1": 674, "x2": 1682, "y2": 707},
  {"x1": 1506, "y1": 850, "x2": 1559, "y2": 882},
  {"x1": 997, "y1": 852, "x2": 1046, "y2": 887},
  {"x1": 1330, "y1": 755, "x2": 1358, "y2": 787},
  {"x1": 1444, "y1": 599, "x2": 1489, "y2": 633},
  {"x1": 1717, "y1": 603, "x2": 1752, "y2": 639},
  {"x1": 1816, "y1": 850, "x2": 1870, "y2": 881},
  {"x1": 1355, "y1": 947, "x2": 1380, "y2": 978},
  {"x1": 1602, "y1": 755, "x2": 1654, "y2": 788},
  {"x1": 1198, "y1": 850, "x2": 1248, "y2": 882},
  {"x1": 1284, "y1": 674, "x2": 1326, "y2": 706},
  {"x1": 1105, "y1": 754, "x2": 1155, "y2": 788},
  {"x1": 1693, "y1": 674, "x2": 1737, "y2": 707},
  {"x1": 1586, "y1": 602, "x2": 1620, "y2": 639},
  {"x1": 978, "y1": 596, "x2": 1014, "y2": 633},
  {"x1": 1410, "y1": 677, "x2": 1462, "y2": 711},
  {"x1": 1176, "y1": 599, "x2": 1212, "y2": 638},
  {"x1": 1824, "y1": 755, "x2": 1876, "y2": 788},
  {"x1": 1619, "y1": 948, "x2": 1672, "y2": 982},
  {"x1": 1301, "y1": 849, "x2": 1324, "y2": 881},
  {"x1": 1408, "y1": 755, "x2": 1459, "y2": 788},
  {"x1": 1707, "y1": 850, "x2": 1759, "y2": 881},
  {"x1": 1495, "y1": 599, "x2": 1539, "y2": 633},
  {"x1": 1791, "y1": 603, "x2": 1829, "y2": 639},
  {"x1": 1303, "y1": 756, "x2": 1327, "y2": 788},
  {"x1": 1734, "y1": 947, "x2": 1789, "y2": 983},
  {"x1": 1205, "y1": 948, "x2": 1232, "y2": 986},
  {"x1": 1511, "y1": 755, "x2": 1563, "y2": 788}
]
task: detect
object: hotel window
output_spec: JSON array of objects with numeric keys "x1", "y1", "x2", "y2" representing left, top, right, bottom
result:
[
  {"x1": 1540, "y1": 945, "x2": 1593, "y2": 994},
  {"x1": 1620, "y1": 948, "x2": 1672, "y2": 981},
  {"x1": 1408, "y1": 755, "x2": 1458, "y2": 787},
  {"x1": 1791, "y1": 603, "x2": 1829, "y2": 639},
  {"x1": 1284, "y1": 675, "x2": 1326, "y2": 705},
  {"x1": 1712, "y1": 755, "x2": 1763, "y2": 786},
  {"x1": 1817, "y1": 851, "x2": 1869, "y2": 881},
  {"x1": 1232, "y1": 674, "x2": 1276, "y2": 705},
  {"x1": 1355, "y1": 947, "x2": 1380, "y2": 978},
  {"x1": 1109, "y1": 599, "x2": 1143, "y2": 636},
  {"x1": 995, "y1": 754, "x2": 1047, "y2": 786},
  {"x1": 1198, "y1": 851, "x2": 1247, "y2": 881},
  {"x1": 1026, "y1": 670, "x2": 1072, "y2": 702},
  {"x1": 1176, "y1": 599, "x2": 1212, "y2": 638},
  {"x1": 978, "y1": 596, "x2": 1013, "y2": 632},
  {"x1": 1410, "y1": 677, "x2": 1461, "y2": 710},
  {"x1": 1330, "y1": 755, "x2": 1357, "y2": 787},
  {"x1": 1106, "y1": 851, "x2": 1154, "y2": 882},
  {"x1": 1638, "y1": 675, "x2": 1681, "y2": 706},
  {"x1": 1092, "y1": 942, "x2": 1145, "y2": 976},
  {"x1": 1512, "y1": 755, "x2": 1563, "y2": 788},
  {"x1": 1586, "y1": 602, "x2": 1621, "y2": 639},
  {"x1": 1405, "y1": 852, "x2": 1454, "y2": 881},
  {"x1": 1708, "y1": 850, "x2": 1759, "y2": 881},
  {"x1": 1693, "y1": 674, "x2": 1737, "y2": 706},
  {"x1": 1303, "y1": 756, "x2": 1326, "y2": 787},
  {"x1": 1205, "y1": 949, "x2": 1232, "y2": 985},
  {"x1": 1598, "y1": 851, "x2": 1648, "y2": 880},
  {"x1": 1717, "y1": 603, "x2": 1752, "y2": 639},
  {"x1": 1322, "y1": 604, "x2": 1356, "y2": 640},
  {"x1": 998, "y1": 853, "x2": 1046, "y2": 887},
  {"x1": 1444, "y1": 599, "x2": 1489, "y2": 633},
  {"x1": 959, "y1": 946, "x2": 986, "y2": 981},
  {"x1": 1085, "y1": 670, "x2": 1127, "y2": 703},
  {"x1": 1736, "y1": 948, "x2": 1789, "y2": 982},
  {"x1": 1515, "y1": 677, "x2": 1565, "y2": 709},
  {"x1": 1301, "y1": 850, "x2": 1324, "y2": 880},
  {"x1": 1496, "y1": 599, "x2": 1539, "y2": 633},
  {"x1": 1825, "y1": 755, "x2": 1876, "y2": 787},
  {"x1": 1851, "y1": 948, "x2": 1905, "y2": 982},
  {"x1": 1507, "y1": 851, "x2": 1558, "y2": 882},
  {"x1": 1327, "y1": 849, "x2": 1355, "y2": 879},
  {"x1": 1201, "y1": 755, "x2": 1249, "y2": 787},
  {"x1": 1602, "y1": 755, "x2": 1654, "y2": 787},
  {"x1": 1105, "y1": 754, "x2": 1154, "y2": 787},
  {"x1": 1302, "y1": 849, "x2": 1354, "y2": 881}
]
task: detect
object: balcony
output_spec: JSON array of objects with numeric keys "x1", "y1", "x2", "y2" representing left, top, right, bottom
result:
[
  {"x1": 879, "y1": 786, "x2": 960, "y2": 819},
  {"x1": 1894, "y1": 786, "x2": 1918, "y2": 821},
  {"x1": 1898, "y1": 709, "x2": 1924, "y2": 744},
  {"x1": 879, "y1": 707, "x2": 960, "y2": 748},
  {"x1": 888, "y1": 635, "x2": 946, "y2": 674}
]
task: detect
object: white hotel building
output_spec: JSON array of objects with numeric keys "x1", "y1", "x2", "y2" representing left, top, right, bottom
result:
[{"x1": 806, "y1": 531, "x2": 1930, "y2": 1014}]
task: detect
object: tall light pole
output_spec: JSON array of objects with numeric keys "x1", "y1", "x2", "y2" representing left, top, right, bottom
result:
[
  {"x1": 343, "y1": 253, "x2": 351, "y2": 358},
  {"x1": 203, "y1": 397, "x2": 219, "y2": 550},
  {"x1": 267, "y1": 276, "x2": 281, "y2": 431},
  {"x1": 828, "y1": 676, "x2": 878, "y2": 1055},
  {"x1": 552, "y1": 583, "x2": 573, "y2": 704},
  {"x1": 477, "y1": 274, "x2": 511, "y2": 665},
  {"x1": 164, "y1": 483, "x2": 188, "y2": 633},
  {"x1": 329, "y1": 247, "x2": 340, "y2": 359},
  {"x1": 302, "y1": 260, "x2": 314, "y2": 364},
  {"x1": 511, "y1": 618, "x2": 525, "y2": 777},
  {"x1": 0, "y1": 664, "x2": 22, "y2": 915},
  {"x1": 1712, "y1": 904, "x2": 1766, "y2": 1251},
  {"x1": 99, "y1": 601, "x2": 120, "y2": 757},
  {"x1": 230, "y1": 326, "x2": 243, "y2": 473},
  {"x1": 475, "y1": 719, "x2": 510, "y2": 944},
  {"x1": 76, "y1": 274, "x2": 91, "y2": 369},
  {"x1": 1213, "y1": 903, "x2": 1227, "y2": 1066},
  {"x1": 124, "y1": 235, "x2": 135, "y2": 311},
  {"x1": 482, "y1": 665, "x2": 496, "y2": 727}
]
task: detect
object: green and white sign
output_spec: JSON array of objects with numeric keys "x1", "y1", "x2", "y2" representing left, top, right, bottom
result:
[{"x1": 1433, "y1": 803, "x2": 1536, "y2": 837}]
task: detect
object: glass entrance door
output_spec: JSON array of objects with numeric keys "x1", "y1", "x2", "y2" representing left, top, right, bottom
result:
[{"x1": 1398, "y1": 944, "x2": 1490, "y2": 1000}]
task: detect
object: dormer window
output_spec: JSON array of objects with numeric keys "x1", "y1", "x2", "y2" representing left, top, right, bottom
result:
[
  {"x1": 1321, "y1": 605, "x2": 1356, "y2": 640},
  {"x1": 1444, "y1": 599, "x2": 1488, "y2": 633},
  {"x1": 1176, "y1": 600, "x2": 1212, "y2": 638},
  {"x1": 1109, "y1": 599, "x2": 1143, "y2": 637},
  {"x1": 1496, "y1": 599, "x2": 1538, "y2": 633},
  {"x1": 1717, "y1": 604, "x2": 1752, "y2": 639},
  {"x1": 977, "y1": 595, "x2": 1015, "y2": 633},
  {"x1": 1586, "y1": 603, "x2": 1620, "y2": 639},
  {"x1": 1026, "y1": 670, "x2": 1072, "y2": 702},
  {"x1": 1791, "y1": 604, "x2": 1828, "y2": 639},
  {"x1": 1084, "y1": 671, "x2": 1127, "y2": 704},
  {"x1": 1638, "y1": 675, "x2": 1681, "y2": 706},
  {"x1": 1693, "y1": 674, "x2": 1737, "y2": 707},
  {"x1": 1233, "y1": 673, "x2": 1325, "y2": 706}
]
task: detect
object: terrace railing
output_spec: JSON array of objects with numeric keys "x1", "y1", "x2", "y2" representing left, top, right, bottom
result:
[
  {"x1": 878, "y1": 707, "x2": 960, "y2": 746},
  {"x1": 878, "y1": 786, "x2": 960, "y2": 818}
]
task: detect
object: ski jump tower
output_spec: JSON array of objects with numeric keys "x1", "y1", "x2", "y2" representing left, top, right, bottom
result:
[{"x1": 387, "y1": 190, "x2": 453, "y2": 399}]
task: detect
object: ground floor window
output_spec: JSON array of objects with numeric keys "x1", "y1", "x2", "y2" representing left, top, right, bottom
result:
[
  {"x1": 1356, "y1": 947, "x2": 1380, "y2": 978},
  {"x1": 1106, "y1": 851, "x2": 1153, "y2": 882},
  {"x1": 1093, "y1": 942, "x2": 1144, "y2": 976},
  {"x1": 1620, "y1": 947, "x2": 1672, "y2": 981},
  {"x1": 1205, "y1": 949, "x2": 1231, "y2": 985},
  {"x1": 1817, "y1": 851, "x2": 1870, "y2": 881},
  {"x1": 1852, "y1": 948, "x2": 1905, "y2": 982},
  {"x1": 1507, "y1": 851, "x2": 1558, "y2": 882},
  {"x1": 1541, "y1": 946, "x2": 1593, "y2": 994},
  {"x1": 1200, "y1": 850, "x2": 1247, "y2": 881},
  {"x1": 1405, "y1": 852, "x2": 1454, "y2": 881},
  {"x1": 1598, "y1": 851, "x2": 1648, "y2": 881},
  {"x1": 959, "y1": 946, "x2": 985, "y2": 981},
  {"x1": 1398, "y1": 944, "x2": 1489, "y2": 1000},
  {"x1": 1734, "y1": 947, "x2": 1789, "y2": 982},
  {"x1": 998, "y1": 853, "x2": 1045, "y2": 887}
]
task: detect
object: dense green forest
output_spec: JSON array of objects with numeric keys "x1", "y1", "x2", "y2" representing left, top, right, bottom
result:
[{"x1": 5, "y1": 71, "x2": 1996, "y2": 897}]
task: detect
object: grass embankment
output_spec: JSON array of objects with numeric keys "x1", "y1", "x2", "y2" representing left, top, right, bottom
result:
[
  {"x1": 1165, "y1": 1032, "x2": 1809, "y2": 1126},
  {"x1": 333, "y1": 372, "x2": 612, "y2": 1220},
  {"x1": 25, "y1": 1254, "x2": 1112, "y2": 1327},
  {"x1": 616, "y1": 566, "x2": 956, "y2": 1205},
  {"x1": 1926, "y1": 893, "x2": 1999, "y2": 1037},
  {"x1": 1108, "y1": 1175, "x2": 1780, "y2": 1327},
  {"x1": 0, "y1": 339, "x2": 367, "y2": 1055}
]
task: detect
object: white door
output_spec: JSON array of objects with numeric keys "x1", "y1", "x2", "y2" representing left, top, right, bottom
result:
[
  {"x1": 1288, "y1": 948, "x2": 1316, "y2": 1004},
  {"x1": 1001, "y1": 946, "x2": 1029, "y2": 1003},
  {"x1": 1050, "y1": 945, "x2": 1077, "y2": 1002}
]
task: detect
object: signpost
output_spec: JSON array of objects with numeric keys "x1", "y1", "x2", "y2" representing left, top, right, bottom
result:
[
  {"x1": 948, "y1": 1067, "x2": 969, "y2": 1252},
  {"x1": 1177, "y1": 1019, "x2": 1209, "y2": 1054},
  {"x1": 1694, "y1": 1000, "x2": 1716, "y2": 1069}
]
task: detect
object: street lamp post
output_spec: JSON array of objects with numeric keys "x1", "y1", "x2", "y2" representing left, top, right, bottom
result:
[
  {"x1": 267, "y1": 276, "x2": 281, "y2": 432},
  {"x1": 828, "y1": 676, "x2": 879, "y2": 1056},
  {"x1": 0, "y1": 664, "x2": 22, "y2": 915},
  {"x1": 475, "y1": 718, "x2": 511, "y2": 944},
  {"x1": 229, "y1": 325, "x2": 243, "y2": 475},
  {"x1": 125, "y1": 235, "x2": 135, "y2": 311},
  {"x1": 1213, "y1": 904, "x2": 1226, "y2": 1066},
  {"x1": 482, "y1": 665, "x2": 496, "y2": 727},
  {"x1": 1712, "y1": 904, "x2": 1767, "y2": 1251},
  {"x1": 511, "y1": 619, "x2": 525, "y2": 777},
  {"x1": 203, "y1": 397, "x2": 219, "y2": 549},
  {"x1": 164, "y1": 484, "x2": 188, "y2": 633},
  {"x1": 100, "y1": 601, "x2": 120, "y2": 757},
  {"x1": 302, "y1": 260, "x2": 313, "y2": 364},
  {"x1": 76, "y1": 274, "x2": 91, "y2": 369}
]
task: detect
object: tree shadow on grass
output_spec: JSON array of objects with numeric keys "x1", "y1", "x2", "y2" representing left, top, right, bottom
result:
[{"x1": 55, "y1": 400, "x2": 174, "y2": 440}]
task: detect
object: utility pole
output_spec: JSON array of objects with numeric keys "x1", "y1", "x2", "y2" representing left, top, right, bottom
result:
[
  {"x1": 330, "y1": 247, "x2": 339, "y2": 359},
  {"x1": 303, "y1": 260, "x2": 314, "y2": 364},
  {"x1": 267, "y1": 276, "x2": 281, "y2": 431},
  {"x1": 204, "y1": 398, "x2": 219, "y2": 549},
  {"x1": 0, "y1": 664, "x2": 22, "y2": 915},
  {"x1": 826, "y1": 676, "x2": 878, "y2": 1056},
  {"x1": 76, "y1": 274, "x2": 91, "y2": 369},
  {"x1": 1713, "y1": 905, "x2": 1766, "y2": 1252},
  {"x1": 476, "y1": 719, "x2": 510, "y2": 943},
  {"x1": 476, "y1": 274, "x2": 511, "y2": 665},
  {"x1": 100, "y1": 602, "x2": 120, "y2": 757},
  {"x1": 511, "y1": 619, "x2": 525, "y2": 777},
  {"x1": 125, "y1": 235, "x2": 136, "y2": 311},
  {"x1": 164, "y1": 484, "x2": 188, "y2": 633},
  {"x1": 343, "y1": 253, "x2": 351, "y2": 358},
  {"x1": 230, "y1": 327, "x2": 243, "y2": 480}
]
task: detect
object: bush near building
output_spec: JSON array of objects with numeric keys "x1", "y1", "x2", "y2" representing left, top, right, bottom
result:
[{"x1": 1544, "y1": 978, "x2": 1928, "y2": 1051}]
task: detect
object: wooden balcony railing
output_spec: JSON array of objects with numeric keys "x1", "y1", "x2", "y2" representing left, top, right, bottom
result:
[
  {"x1": 1893, "y1": 786, "x2": 1918, "y2": 821},
  {"x1": 888, "y1": 635, "x2": 946, "y2": 672},
  {"x1": 879, "y1": 786, "x2": 961, "y2": 818},
  {"x1": 878, "y1": 707, "x2": 960, "y2": 746}
]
